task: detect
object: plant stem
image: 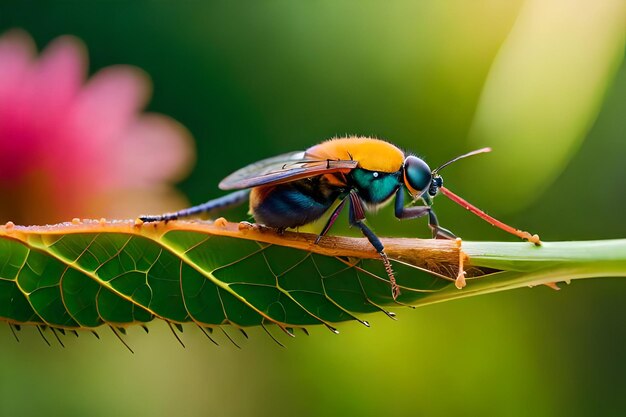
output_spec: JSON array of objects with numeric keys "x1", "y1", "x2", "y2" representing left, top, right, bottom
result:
[{"x1": 413, "y1": 239, "x2": 626, "y2": 306}]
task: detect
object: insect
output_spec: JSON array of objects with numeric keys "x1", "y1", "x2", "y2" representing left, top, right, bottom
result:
[{"x1": 140, "y1": 137, "x2": 540, "y2": 299}]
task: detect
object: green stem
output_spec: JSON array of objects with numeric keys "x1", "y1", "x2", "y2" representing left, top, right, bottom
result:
[{"x1": 414, "y1": 239, "x2": 626, "y2": 306}]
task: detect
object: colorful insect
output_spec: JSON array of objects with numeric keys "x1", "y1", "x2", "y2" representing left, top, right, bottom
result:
[{"x1": 140, "y1": 137, "x2": 540, "y2": 299}]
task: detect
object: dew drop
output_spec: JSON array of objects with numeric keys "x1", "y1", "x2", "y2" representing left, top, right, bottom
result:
[
  {"x1": 238, "y1": 221, "x2": 254, "y2": 231},
  {"x1": 214, "y1": 217, "x2": 228, "y2": 227}
]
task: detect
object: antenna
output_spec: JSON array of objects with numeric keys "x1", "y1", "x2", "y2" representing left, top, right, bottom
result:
[{"x1": 432, "y1": 147, "x2": 491, "y2": 175}]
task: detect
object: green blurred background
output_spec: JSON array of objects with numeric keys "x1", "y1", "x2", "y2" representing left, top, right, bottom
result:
[{"x1": 1, "y1": 2, "x2": 625, "y2": 416}]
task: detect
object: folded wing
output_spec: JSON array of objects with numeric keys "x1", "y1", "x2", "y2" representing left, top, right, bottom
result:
[{"x1": 219, "y1": 151, "x2": 358, "y2": 190}]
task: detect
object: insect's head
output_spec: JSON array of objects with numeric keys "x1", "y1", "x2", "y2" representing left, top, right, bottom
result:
[
  {"x1": 404, "y1": 147, "x2": 493, "y2": 199},
  {"x1": 402, "y1": 155, "x2": 433, "y2": 198}
]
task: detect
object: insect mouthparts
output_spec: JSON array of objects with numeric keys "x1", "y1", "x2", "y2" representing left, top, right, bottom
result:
[{"x1": 429, "y1": 177, "x2": 442, "y2": 196}]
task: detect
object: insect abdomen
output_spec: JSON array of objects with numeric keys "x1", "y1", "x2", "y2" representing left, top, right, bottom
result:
[{"x1": 250, "y1": 179, "x2": 340, "y2": 229}]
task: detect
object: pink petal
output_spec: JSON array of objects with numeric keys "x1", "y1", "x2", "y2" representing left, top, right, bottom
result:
[
  {"x1": 0, "y1": 30, "x2": 37, "y2": 180},
  {"x1": 0, "y1": 30, "x2": 35, "y2": 105},
  {"x1": 51, "y1": 66, "x2": 151, "y2": 189},
  {"x1": 106, "y1": 114, "x2": 195, "y2": 188},
  {"x1": 27, "y1": 36, "x2": 86, "y2": 125},
  {"x1": 67, "y1": 65, "x2": 150, "y2": 150}
]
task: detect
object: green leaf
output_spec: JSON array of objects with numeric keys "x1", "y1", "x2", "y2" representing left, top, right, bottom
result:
[{"x1": 1, "y1": 220, "x2": 624, "y2": 338}]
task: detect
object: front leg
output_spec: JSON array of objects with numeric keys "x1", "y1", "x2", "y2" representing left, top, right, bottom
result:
[
  {"x1": 394, "y1": 187, "x2": 456, "y2": 239},
  {"x1": 348, "y1": 191, "x2": 400, "y2": 299}
]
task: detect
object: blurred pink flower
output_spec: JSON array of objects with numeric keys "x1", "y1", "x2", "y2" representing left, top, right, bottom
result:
[{"x1": 0, "y1": 30, "x2": 195, "y2": 225}]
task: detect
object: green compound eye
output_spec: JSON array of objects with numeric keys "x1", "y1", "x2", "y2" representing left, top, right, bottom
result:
[{"x1": 403, "y1": 155, "x2": 432, "y2": 196}]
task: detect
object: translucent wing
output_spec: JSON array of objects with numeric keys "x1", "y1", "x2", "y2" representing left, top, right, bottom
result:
[{"x1": 219, "y1": 151, "x2": 358, "y2": 190}]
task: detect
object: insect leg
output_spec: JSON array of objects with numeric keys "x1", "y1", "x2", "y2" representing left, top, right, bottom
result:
[
  {"x1": 315, "y1": 197, "x2": 348, "y2": 244},
  {"x1": 438, "y1": 186, "x2": 541, "y2": 244},
  {"x1": 140, "y1": 189, "x2": 250, "y2": 222},
  {"x1": 427, "y1": 210, "x2": 457, "y2": 240},
  {"x1": 394, "y1": 187, "x2": 456, "y2": 239},
  {"x1": 348, "y1": 191, "x2": 400, "y2": 299}
]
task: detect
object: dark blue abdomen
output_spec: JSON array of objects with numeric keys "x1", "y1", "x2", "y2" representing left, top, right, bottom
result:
[{"x1": 250, "y1": 180, "x2": 340, "y2": 229}]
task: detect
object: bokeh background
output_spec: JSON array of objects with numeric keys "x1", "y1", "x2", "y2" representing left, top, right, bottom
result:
[{"x1": 1, "y1": 2, "x2": 625, "y2": 416}]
